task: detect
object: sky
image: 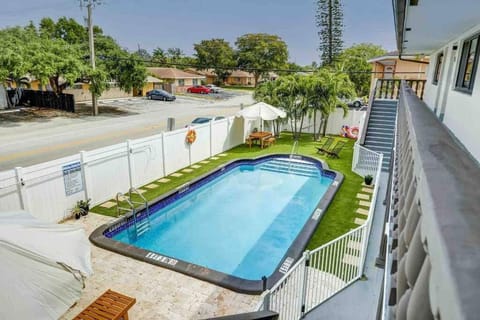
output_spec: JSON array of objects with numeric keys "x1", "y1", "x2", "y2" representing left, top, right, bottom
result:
[{"x1": 0, "y1": 0, "x2": 396, "y2": 65}]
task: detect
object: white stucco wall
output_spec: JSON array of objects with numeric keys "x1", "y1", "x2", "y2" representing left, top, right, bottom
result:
[{"x1": 422, "y1": 24, "x2": 480, "y2": 163}]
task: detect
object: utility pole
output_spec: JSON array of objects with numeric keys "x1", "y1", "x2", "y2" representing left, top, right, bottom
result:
[{"x1": 86, "y1": 0, "x2": 98, "y2": 116}]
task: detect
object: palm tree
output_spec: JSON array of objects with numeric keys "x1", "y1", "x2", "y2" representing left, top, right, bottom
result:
[{"x1": 315, "y1": 69, "x2": 356, "y2": 137}]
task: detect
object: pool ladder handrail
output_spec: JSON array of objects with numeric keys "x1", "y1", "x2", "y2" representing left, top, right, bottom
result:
[
  {"x1": 288, "y1": 140, "x2": 300, "y2": 172},
  {"x1": 128, "y1": 187, "x2": 151, "y2": 237},
  {"x1": 289, "y1": 140, "x2": 299, "y2": 159},
  {"x1": 116, "y1": 192, "x2": 135, "y2": 218}
]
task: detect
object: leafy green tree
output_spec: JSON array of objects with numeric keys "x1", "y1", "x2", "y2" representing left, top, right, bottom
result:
[
  {"x1": 194, "y1": 39, "x2": 235, "y2": 84},
  {"x1": 0, "y1": 27, "x2": 33, "y2": 85},
  {"x1": 135, "y1": 48, "x2": 151, "y2": 61},
  {"x1": 235, "y1": 33, "x2": 288, "y2": 86},
  {"x1": 316, "y1": 0, "x2": 344, "y2": 65},
  {"x1": 152, "y1": 47, "x2": 167, "y2": 64},
  {"x1": 336, "y1": 43, "x2": 386, "y2": 96},
  {"x1": 37, "y1": 17, "x2": 147, "y2": 96}
]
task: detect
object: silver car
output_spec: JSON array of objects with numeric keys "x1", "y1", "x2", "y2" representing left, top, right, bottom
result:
[{"x1": 205, "y1": 84, "x2": 222, "y2": 93}]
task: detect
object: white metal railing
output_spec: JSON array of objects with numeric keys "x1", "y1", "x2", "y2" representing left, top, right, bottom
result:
[
  {"x1": 259, "y1": 150, "x2": 383, "y2": 319},
  {"x1": 352, "y1": 143, "x2": 383, "y2": 178}
]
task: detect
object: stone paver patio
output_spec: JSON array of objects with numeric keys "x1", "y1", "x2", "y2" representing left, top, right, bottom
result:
[{"x1": 61, "y1": 214, "x2": 260, "y2": 320}]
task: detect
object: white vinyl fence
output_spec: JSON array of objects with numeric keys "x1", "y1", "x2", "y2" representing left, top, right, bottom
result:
[
  {"x1": 259, "y1": 147, "x2": 383, "y2": 320},
  {"x1": 0, "y1": 116, "x2": 244, "y2": 222}
]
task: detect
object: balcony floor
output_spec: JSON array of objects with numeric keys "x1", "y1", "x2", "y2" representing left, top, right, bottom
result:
[{"x1": 304, "y1": 172, "x2": 389, "y2": 320}]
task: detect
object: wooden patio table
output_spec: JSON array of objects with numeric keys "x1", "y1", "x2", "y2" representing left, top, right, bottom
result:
[{"x1": 248, "y1": 131, "x2": 272, "y2": 148}]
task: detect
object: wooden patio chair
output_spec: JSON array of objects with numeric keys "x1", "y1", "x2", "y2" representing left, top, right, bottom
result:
[
  {"x1": 73, "y1": 289, "x2": 136, "y2": 320},
  {"x1": 325, "y1": 141, "x2": 346, "y2": 158},
  {"x1": 316, "y1": 137, "x2": 334, "y2": 154}
]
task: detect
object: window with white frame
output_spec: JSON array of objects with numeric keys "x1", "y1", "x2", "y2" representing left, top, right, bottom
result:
[
  {"x1": 455, "y1": 34, "x2": 480, "y2": 93},
  {"x1": 178, "y1": 79, "x2": 185, "y2": 86}
]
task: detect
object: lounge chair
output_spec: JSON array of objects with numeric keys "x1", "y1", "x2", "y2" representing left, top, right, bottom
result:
[
  {"x1": 316, "y1": 137, "x2": 334, "y2": 154},
  {"x1": 325, "y1": 141, "x2": 346, "y2": 158},
  {"x1": 73, "y1": 289, "x2": 136, "y2": 320}
]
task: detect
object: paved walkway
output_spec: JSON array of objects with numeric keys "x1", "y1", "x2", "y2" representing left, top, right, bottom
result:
[
  {"x1": 61, "y1": 214, "x2": 260, "y2": 320},
  {"x1": 304, "y1": 172, "x2": 389, "y2": 320}
]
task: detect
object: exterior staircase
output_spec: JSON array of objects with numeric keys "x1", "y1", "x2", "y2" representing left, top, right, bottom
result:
[{"x1": 363, "y1": 99, "x2": 398, "y2": 171}]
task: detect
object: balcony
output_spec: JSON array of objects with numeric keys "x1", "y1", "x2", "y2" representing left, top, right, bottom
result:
[{"x1": 382, "y1": 82, "x2": 480, "y2": 319}]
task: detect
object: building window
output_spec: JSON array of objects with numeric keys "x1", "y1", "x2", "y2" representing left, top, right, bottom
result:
[
  {"x1": 432, "y1": 52, "x2": 443, "y2": 85},
  {"x1": 178, "y1": 79, "x2": 185, "y2": 86},
  {"x1": 192, "y1": 79, "x2": 198, "y2": 86},
  {"x1": 455, "y1": 35, "x2": 480, "y2": 93}
]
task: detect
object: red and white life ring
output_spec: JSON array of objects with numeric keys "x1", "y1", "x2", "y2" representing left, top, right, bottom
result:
[
  {"x1": 186, "y1": 128, "x2": 197, "y2": 144},
  {"x1": 341, "y1": 125, "x2": 359, "y2": 139}
]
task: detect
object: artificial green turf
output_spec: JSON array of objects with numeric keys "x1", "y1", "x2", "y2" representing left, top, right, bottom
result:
[{"x1": 90, "y1": 132, "x2": 363, "y2": 247}]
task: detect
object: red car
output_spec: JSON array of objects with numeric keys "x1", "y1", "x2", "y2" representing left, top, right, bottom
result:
[{"x1": 187, "y1": 85, "x2": 211, "y2": 94}]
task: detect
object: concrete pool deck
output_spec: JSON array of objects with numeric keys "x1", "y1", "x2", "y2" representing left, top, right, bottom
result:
[{"x1": 61, "y1": 214, "x2": 260, "y2": 320}]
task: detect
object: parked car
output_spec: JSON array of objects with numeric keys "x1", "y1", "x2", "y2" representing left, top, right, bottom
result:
[
  {"x1": 186, "y1": 116, "x2": 225, "y2": 127},
  {"x1": 205, "y1": 84, "x2": 222, "y2": 93},
  {"x1": 186, "y1": 85, "x2": 211, "y2": 94},
  {"x1": 146, "y1": 89, "x2": 176, "y2": 101},
  {"x1": 346, "y1": 98, "x2": 365, "y2": 108}
]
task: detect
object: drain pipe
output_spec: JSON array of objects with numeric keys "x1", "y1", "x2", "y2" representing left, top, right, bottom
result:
[{"x1": 398, "y1": 53, "x2": 429, "y2": 65}]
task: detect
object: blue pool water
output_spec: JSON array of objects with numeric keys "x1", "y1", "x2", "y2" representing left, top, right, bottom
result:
[{"x1": 112, "y1": 159, "x2": 333, "y2": 280}]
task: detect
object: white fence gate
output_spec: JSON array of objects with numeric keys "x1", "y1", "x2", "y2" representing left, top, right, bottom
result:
[{"x1": 0, "y1": 116, "x2": 244, "y2": 222}]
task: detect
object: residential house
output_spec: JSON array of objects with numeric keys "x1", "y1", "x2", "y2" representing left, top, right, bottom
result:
[
  {"x1": 225, "y1": 70, "x2": 255, "y2": 86},
  {"x1": 147, "y1": 67, "x2": 205, "y2": 93},
  {"x1": 186, "y1": 68, "x2": 216, "y2": 84},
  {"x1": 368, "y1": 51, "x2": 429, "y2": 81}
]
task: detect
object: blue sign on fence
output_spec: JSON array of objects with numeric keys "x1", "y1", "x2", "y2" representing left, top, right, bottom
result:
[{"x1": 63, "y1": 162, "x2": 84, "y2": 196}]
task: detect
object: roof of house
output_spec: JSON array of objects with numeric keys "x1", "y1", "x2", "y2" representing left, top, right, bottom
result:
[
  {"x1": 147, "y1": 67, "x2": 205, "y2": 79},
  {"x1": 146, "y1": 76, "x2": 163, "y2": 83},
  {"x1": 186, "y1": 68, "x2": 216, "y2": 77},
  {"x1": 230, "y1": 70, "x2": 254, "y2": 78},
  {"x1": 367, "y1": 51, "x2": 429, "y2": 63}
]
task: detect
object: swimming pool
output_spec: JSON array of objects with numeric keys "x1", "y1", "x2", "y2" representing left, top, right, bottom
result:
[{"x1": 90, "y1": 155, "x2": 343, "y2": 293}]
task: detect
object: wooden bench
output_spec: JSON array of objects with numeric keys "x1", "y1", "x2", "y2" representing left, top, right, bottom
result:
[
  {"x1": 73, "y1": 289, "x2": 136, "y2": 320},
  {"x1": 263, "y1": 136, "x2": 276, "y2": 148}
]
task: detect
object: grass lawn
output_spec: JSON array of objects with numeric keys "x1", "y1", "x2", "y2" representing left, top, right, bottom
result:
[{"x1": 90, "y1": 132, "x2": 364, "y2": 248}]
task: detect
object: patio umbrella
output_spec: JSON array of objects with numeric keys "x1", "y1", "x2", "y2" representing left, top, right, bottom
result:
[
  {"x1": 0, "y1": 211, "x2": 92, "y2": 320},
  {"x1": 236, "y1": 102, "x2": 286, "y2": 131}
]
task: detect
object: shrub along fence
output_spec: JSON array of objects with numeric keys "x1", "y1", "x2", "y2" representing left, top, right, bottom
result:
[{"x1": 0, "y1": 116, "x2": 244, "y2": 222}]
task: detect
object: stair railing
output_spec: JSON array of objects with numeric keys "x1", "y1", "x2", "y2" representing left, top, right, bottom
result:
[{"x1": 358, "y1": 80, "x2": 378, "y2": 145}]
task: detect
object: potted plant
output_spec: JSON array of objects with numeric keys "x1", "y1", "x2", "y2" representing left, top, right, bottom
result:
[
  {"x1": 364, "y1": 174, "x2": 373, "y2": 186},
  {"x1": 71, "y1": 205, "x2": 83, "y2": 220},
  {"x1": 77, "y1": 199, "x2": 91, "y2": 216}
]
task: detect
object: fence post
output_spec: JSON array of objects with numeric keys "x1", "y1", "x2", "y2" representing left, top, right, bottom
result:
[
  {"x1": 14, "y1": 167, "x2": 29, "y2": 211},
  {"x1": 126, "y1": 139, "x2": 134, "y2": 188},
  {"x1": 300, "y1": 250, "x2": 310, "y2": 317},
  {"x1": 161, "y1": 132, "x2": 167, "y2": 177},
  {"x1": 80, "y1": 151, "x2": 91, "y2": 203},
  {"x1": 209, "y1": 120, "x2": 213, "y2": 157}
]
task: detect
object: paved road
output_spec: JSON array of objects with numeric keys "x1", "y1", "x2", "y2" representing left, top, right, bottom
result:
[{"x1": 0, "y1": 92, "x2": 254, "y2": 170}]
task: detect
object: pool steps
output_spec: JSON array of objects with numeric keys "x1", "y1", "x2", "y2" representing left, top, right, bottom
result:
[{"x1": 259, "y1": 159, "x2": 320, "y2": 178}]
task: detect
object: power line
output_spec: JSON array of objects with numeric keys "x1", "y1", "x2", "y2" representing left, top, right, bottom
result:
[{"x1": 96, "y1": 54, "x2": 426, "y2": 75}]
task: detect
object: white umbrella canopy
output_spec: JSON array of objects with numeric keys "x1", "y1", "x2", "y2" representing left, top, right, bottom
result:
[
  {"x1": 236, "y1": 102, "x2": 286, "y2": 121},
  {"x1": 0, "y1": 211, "x2": 92, "y2": 320}
]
